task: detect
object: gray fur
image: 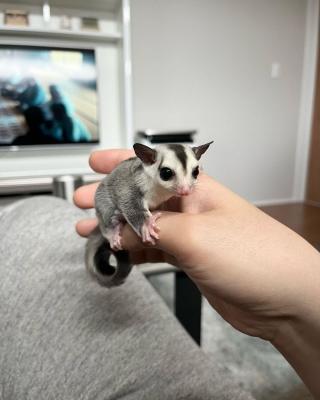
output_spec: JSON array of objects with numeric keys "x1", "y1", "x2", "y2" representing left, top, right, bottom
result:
[
  {"x1": 86, "y1": 157, "x2": 150, "y2": 287},
  {"x1": 85, "y1": 227, "x2": 131, "y2": 287},
  {"x1": 96, "y1": 158, "x2": 148, "y2": 235}
]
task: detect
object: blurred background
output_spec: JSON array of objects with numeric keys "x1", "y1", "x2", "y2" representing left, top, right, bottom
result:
[{"x1": 1, "y1": 0, "x2": 319, "y2": 207}]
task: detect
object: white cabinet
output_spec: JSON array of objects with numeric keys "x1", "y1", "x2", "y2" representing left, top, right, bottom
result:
[{"x1": 0, "y1": 0, "x2": 133, "y2": 179}]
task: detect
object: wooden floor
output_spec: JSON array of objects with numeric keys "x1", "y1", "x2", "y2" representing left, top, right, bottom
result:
[{"x1": 260, "y1": 203, "x2": 320, "y2": 251}]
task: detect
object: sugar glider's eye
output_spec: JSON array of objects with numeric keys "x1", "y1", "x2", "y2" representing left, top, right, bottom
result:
[
  {"x1": 160, "y1": 167, "x2": 174, "y2": 181},
  {"x1": 192, "y1": 166, "x2": 200, "y2": 179}
]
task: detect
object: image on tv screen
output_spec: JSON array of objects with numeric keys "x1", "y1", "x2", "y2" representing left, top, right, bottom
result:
[{"x1": 0, "y1": 45, "x2": 98, "y2": 146}]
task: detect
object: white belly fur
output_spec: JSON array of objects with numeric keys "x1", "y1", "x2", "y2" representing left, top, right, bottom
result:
[{"x1": 144, "y1": 186, "x2": 173, "y2": 211}]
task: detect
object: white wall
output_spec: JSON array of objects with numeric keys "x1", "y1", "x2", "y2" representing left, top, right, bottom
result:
[{"x1": 130, "y1": 0, "x2": 311, "y2": 203}]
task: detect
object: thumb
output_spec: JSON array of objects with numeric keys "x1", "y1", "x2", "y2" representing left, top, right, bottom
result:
[{"x1": 154, "y1": 212, "x2": 196, "y2": 262}]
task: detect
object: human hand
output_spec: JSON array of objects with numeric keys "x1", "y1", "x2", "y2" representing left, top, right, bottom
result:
[
  {"x1": 74, "y1": 149, "x2": 320, "y2": 397},
  {"x1": 74, "y1": 148, "x2": 318, "y2": 338}
]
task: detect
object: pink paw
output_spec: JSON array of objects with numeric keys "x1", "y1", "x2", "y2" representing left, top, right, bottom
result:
[
  {"x1": 110, "y1": 223, "x2": 123, "y2": 251},
  {"x1": 141, "y1": 212, "x2": 161, "y2": 245}
]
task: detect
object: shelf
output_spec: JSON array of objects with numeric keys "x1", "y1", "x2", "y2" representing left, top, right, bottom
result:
[
  {"x1": 5, "y1": 0, "x2": 121, "y2": 13},
  {"x1": 0, "y1": 25, "x2": 121, "y2": 43}
]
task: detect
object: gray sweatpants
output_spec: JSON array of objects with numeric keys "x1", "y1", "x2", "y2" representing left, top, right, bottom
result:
[{"x1": 0, "y1": 196, "x2": 254, "y2": 400}]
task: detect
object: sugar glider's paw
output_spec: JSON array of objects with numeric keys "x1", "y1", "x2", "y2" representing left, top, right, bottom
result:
[
  {"x1": 141, "y1": 212, "x2": 161, "y2": 245},
  {"x1": 109, "y1": 222, "x2": 124, "y2": 251}
]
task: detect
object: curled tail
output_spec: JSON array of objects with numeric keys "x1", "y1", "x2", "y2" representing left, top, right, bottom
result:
[{"x1": 85, "y1": 227, "x2": 132, "y2": 288}]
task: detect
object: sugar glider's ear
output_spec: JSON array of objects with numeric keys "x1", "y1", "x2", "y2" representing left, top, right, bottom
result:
[
  {"x1": 133, "y1": 143, "x2": 157, "y2": 165},
  {"x1": 192, "y1": 141, "x2": 214, "y2": 160}
]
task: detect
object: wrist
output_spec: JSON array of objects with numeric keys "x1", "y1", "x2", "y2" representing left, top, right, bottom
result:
[{"x1": 271, "y1": 277, "x2": 320, "y2": 398}]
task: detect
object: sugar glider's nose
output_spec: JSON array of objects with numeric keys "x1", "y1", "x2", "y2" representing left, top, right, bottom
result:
[{"x1": 176, "y1": 186, "x2": 192, "y2": 196}]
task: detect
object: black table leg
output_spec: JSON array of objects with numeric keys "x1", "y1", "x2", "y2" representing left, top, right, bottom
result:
[{"x1": 174, "y1": 271, "x2": 202, "y2": 345}]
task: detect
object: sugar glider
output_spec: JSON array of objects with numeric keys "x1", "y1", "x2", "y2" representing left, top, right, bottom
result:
[{"x1": 85, "y1": 141, "x2": 213, "y2": 287}]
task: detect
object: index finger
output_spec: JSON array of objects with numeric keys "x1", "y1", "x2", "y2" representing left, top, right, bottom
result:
[{"x1": 89, "y1": 149, "x2": 134, "y2": 174}]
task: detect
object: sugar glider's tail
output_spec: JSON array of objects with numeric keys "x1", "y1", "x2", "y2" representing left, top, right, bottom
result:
[{"x1": 85, "y1": 227, "x2": 132, "y2": 287}]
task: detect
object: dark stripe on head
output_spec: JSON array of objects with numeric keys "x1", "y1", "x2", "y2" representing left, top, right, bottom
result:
[
  {"x1": 168, "y1": 144, "x2": 187, "y2": 171},
  {"x1": 158, "y1": 154, "x2": 164, "y2": 170}
]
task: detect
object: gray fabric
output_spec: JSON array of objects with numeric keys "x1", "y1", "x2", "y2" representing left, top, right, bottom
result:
[{"x1": 0, "y1": 196, "x2": 254, "y2": 400}]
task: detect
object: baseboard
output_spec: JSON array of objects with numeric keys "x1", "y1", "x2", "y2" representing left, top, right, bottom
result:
[
  {"x1": 305, "y1": 199, "x2": 320, "y2": 207},
  {"x1": 253, "y1": 198, "x2": 299, "y2": 207}
]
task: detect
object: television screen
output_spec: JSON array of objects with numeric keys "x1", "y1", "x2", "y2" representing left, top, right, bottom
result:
[{"x1": 0, "y1": 45, "x2": 98, "y2": 147}]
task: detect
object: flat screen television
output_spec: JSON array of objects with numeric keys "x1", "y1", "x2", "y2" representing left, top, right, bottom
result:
[{"x1": 0, "y1": 45, "x2": 99, "y2": 148}]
